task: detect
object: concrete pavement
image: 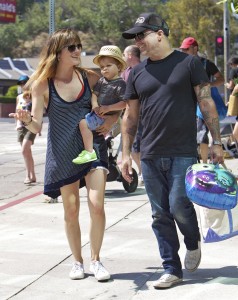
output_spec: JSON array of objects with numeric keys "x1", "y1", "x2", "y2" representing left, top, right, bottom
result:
[{"x1": 0, "y1": 118, "x2": 238, "y2": 300}]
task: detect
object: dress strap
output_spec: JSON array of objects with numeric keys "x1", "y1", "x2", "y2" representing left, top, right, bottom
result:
[{"x1": 75, "y1": 71, "x2": 85, "y2": 99}]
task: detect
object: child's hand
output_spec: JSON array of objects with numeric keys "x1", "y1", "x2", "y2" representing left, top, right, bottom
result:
[
  {"x1": 98, "y1": 105, "x2": 109, "y2": 116},
  {"x1": 93, "y1": 106, "x2": 100, "y2": 115}
]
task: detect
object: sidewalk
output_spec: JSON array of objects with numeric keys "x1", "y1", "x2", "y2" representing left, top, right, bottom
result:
[{"x1": 0, "y1": 118, "x2": 238, "y2": 300}]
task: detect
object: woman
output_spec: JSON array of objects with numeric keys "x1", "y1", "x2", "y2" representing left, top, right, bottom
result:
[
  {"x1": 15, "y1": 76, "x2": 37, "y2": 184},
  {"x1": 10, "y1": 29, "x2": 119, "y2": 281}
]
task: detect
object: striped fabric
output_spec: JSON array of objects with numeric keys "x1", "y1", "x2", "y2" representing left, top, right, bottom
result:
[{"x1": 44, "y1": 72, "x2": 108, "y2": 198}]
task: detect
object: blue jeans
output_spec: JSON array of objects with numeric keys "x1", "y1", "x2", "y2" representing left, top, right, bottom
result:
[{"x1": 141, "y1": 157, "x2": 200, "y2": 278}]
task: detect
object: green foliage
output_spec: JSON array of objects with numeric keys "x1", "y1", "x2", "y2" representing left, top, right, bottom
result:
[
  {"x1": 0, "y1": 0, "x2": 237, "y2": 59},
  {"x1": 16, "y1": 0, "x2": 35, "y2": 16},
  {"x1": 5, "y1": 86, "x2": 18, "y2": 98},
  {"x1": 165, "y1": 0, "x2": 224, "y2": 59},
  {"x1": 217, "y1": 0, "x2": 238, "y2": 13}
]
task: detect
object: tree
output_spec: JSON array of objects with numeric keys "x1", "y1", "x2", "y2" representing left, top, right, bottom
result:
[
  {"x1": 217, "y1": 0, "x2": 238, "y2": 13},
  {"x1": 0, "y1": 0, "x2": 235, "y2": 59},
  {"x1": 164, "y1": 0, "x2": 223, "y2": 59}
]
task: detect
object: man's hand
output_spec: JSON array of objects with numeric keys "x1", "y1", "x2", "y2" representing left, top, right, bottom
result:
[
  {"x1": 210, "y1": 145, "x2": 224, "y2": 164},
  {"x1": 121, "y1": 155, "x2": 133, "y2": 183}
]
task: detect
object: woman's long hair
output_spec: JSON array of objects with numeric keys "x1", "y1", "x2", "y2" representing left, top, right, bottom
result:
[{"x1": 27, "y1": 28, "x2": 86, "y2": 88}]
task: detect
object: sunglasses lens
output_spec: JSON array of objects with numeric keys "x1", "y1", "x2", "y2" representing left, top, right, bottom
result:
[
  {"x1": 67, "y1": 44, "x2": 82, "y2": 52},
  {"x1": 67, "y1": 45, "x2": 76, "y2": 52},
  {"x1": 135, "y1": 32, "x2": 146, "y2": 41}
]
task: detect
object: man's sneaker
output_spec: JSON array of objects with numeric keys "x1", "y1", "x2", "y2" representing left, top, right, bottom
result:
[
  {"x1": 184, "y1": 242, "x2": 201, "y2": 272},
  {"x1": 69, "y1": 262, "x2": 84, "y2": 280},
  {"x1": 153, "y1": 274, "x2": 183, "y2": 289},
  {"x1": 89, "y1": 261, "x2": 110, "y2": 281},
  {"x1": 72, "y1": 150, "x2": 97, "y2": 164}
]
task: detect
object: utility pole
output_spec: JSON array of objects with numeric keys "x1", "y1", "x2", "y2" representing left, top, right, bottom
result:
[
  {"x1": 49, "y1": 0, "x2": 55, "y2": 34},
  {"x1": 224, "y1": 1, "x2": 230, "y2": 103}
]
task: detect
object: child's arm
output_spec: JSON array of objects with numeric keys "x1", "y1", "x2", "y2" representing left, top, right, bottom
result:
[
  {"x1": 98, "y1": 101, "x2": 126, "y2": 116},
  {"x1": 91, "y1": 93, "x2": 99, "y2": 110},
  {"x1": 91, "y1": 92, "x2": 101, "y2": 115}
]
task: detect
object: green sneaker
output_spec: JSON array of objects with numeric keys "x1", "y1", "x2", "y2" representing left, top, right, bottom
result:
[{"x1": 72, "y1": 150, "x2": 97, "y2": 165}]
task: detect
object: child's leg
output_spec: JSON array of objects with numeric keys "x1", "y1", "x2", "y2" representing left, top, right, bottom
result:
[
  {"x1": 72, "y1": 119, "x2": 97, "y2": 164},
  {"x1": 79, "y1": 119, "x2": 94, "y2": 152}
]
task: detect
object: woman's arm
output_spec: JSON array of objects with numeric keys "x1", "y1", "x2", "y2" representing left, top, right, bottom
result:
[{"x1": 96, "y1": 112, "x2": 121, "y2": 136}]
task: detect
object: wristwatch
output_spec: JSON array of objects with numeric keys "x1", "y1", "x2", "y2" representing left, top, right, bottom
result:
[{"x1": 213, "y1": 140, "x2": 223, "y2": 146}]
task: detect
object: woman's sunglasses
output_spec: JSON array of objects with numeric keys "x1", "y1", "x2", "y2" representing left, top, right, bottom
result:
[{"x1": 66, "y1": 43, "x2": 82, "y2": 53}]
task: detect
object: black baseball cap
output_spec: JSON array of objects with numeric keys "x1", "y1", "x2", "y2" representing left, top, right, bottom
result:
[{"x1": 122, "y1": 12, "x2": 170, "y2": 40}]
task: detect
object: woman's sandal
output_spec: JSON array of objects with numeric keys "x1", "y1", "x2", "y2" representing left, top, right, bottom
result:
[{"x1": 24, "y1": 178, "x2": 36, "y2": 184}]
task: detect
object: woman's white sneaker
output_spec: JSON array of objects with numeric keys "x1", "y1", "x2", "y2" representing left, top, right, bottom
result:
[
  {"x1": 90, "y1": 261, "x2": 110, "y2": 281},
  {"x1": 69, "y1": 261, "x2": 84, "y2": 280}
]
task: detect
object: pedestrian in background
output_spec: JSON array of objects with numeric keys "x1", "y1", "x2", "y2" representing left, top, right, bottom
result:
[
  {"x1": 121, "y1": 12, "x2": 223, "y2": 289},
  {"x1": 10, "y1": 29, "x2": 119, "y2": 282},
  {"x1": 225, "y1": 56, "x2": 238, "y2": 92},
  {"x1": 229, "y1": 83, "x2": 238, "y2": 144},
  {"x1": 180, "y1": 37, "x2": 224, "y2": 163},
  {"x1": 121, "y1": 45, "x2": 144, "y2": 185},
  {"x1": 15, "y1": 75, "x2": 37, "y2": 185}
]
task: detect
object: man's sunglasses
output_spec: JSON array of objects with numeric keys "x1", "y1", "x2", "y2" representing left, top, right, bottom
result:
[
  {"x1": 134, "y1": 31, "x2": 155, "y2": 42},
  {"x1": 66, "y1": 44, "x2": 82, "y2": 53}
]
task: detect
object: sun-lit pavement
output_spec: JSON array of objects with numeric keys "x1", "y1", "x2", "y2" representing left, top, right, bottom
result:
[{"x1": 0, "y1": 117, "x2": 238, "y2": 300}]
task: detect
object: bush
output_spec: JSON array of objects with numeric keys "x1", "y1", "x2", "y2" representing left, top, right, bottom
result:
[{"x1": 5, "y1": 85, "x2": 18, "y2": 98}]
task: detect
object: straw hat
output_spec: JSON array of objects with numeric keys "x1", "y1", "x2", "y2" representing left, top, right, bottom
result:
[{"x1": 93, "y1": 45, "x2": 127, "y2": 71}]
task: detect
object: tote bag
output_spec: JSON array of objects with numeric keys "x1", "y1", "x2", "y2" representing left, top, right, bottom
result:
[
  {"x1": 227, "y1": 95, "x2": 238, "y2": 117},
  {"x1": 197, "y1": 205, "x2": 238, "y2": 243}
]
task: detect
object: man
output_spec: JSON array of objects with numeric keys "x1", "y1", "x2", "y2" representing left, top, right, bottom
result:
[
  {"x1": 121, "y1": 12, "x2": 224, "y2": 289},
  {"x1": 121, "y1": 45, "x2": 144, "y2": 185},
  {"x1": 180, "y1": 37, "x2": 224, "y2": 163}
]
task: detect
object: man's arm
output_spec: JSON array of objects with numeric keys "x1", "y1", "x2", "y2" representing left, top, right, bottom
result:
[
  {"x1": 121, "y1": 99, "x2": 140, "y2": 182},
  {"x1": 194, "y1": 83, "x2": 223, "y2": 163}
]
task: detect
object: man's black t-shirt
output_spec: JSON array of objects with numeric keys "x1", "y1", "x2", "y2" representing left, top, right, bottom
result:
[{"x1": 124, "y1": 50, "x2": 209, "y2": 159}]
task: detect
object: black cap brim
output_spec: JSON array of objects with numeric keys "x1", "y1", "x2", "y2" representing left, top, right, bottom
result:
[{"x1": 122, "y1": 26, "x2": 149, "y2": 39}]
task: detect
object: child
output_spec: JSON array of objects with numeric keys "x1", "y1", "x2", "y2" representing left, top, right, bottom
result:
[
  {"x1": 16, "y1": 90, "x2": 32, "y2": 130},
  {"x1": 72, "y1": 45, "x2": 127, "y2": 165}
]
